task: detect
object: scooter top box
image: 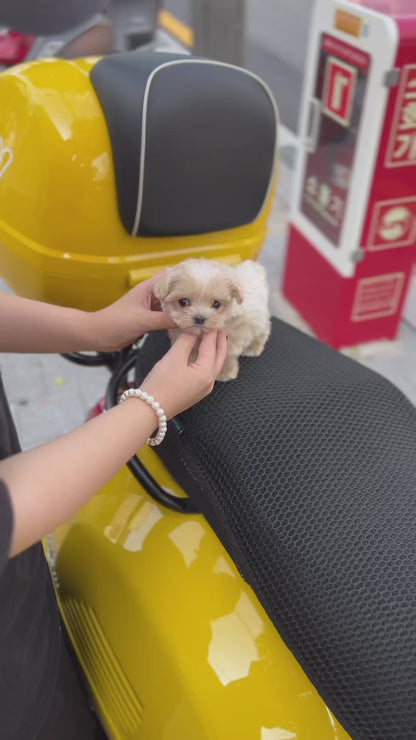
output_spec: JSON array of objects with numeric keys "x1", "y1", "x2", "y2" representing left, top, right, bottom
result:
[{"x1": 0, "y1": 51, "x2": 278, "y2": 310}]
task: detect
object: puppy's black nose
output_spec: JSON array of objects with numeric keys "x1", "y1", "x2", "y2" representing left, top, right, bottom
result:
[{"x1": 194, "y1": 316, "x2": 206, "y2": 325}]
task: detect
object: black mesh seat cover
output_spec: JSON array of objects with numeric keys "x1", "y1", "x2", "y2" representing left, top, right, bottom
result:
[{"x1": 136, "y1": 318, "x2": 416, "y2": 740}]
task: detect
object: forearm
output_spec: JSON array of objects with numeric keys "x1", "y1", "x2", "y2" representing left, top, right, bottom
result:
[
  {"x1": 0, "y1": 292, "x2": 99, "y2": 353},
  {"x1": 0, "y1": 399, "x2": 157, "y2": 556}
]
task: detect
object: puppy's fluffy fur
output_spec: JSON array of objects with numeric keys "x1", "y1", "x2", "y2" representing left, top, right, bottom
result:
[{"x1": 154, "y1": 258, "x2": 271, "y2": 381}]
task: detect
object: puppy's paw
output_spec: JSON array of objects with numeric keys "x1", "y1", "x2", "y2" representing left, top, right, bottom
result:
[
  {"x1": 242, "y1": 334, "x2": 268, "y2": 357},
  {"x1": 217, "y1": 356, "x2": 239, "y2": 382}
]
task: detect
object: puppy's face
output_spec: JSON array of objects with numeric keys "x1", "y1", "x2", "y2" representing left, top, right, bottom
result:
[{"x1": 154, "y1": 260, "x2": 243, "y2": 334}]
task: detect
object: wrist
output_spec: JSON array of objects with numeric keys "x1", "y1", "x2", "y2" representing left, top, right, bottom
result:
[
  {"x1": 59, "y1": 307, "x2": 103, "y2": 352},
  {"x1": 76, "y1": 310, "x2": 95, "y2": 351},
  {"x1": 81, "y1": 308, "x2": 120, "y2": 353},
  {"x1": 118, "y1": 393, "x2": 158, "y2": 431},
  {"x1": 86, "y1": 306, "x2": 139, "y2": 353},
  {"x1": 81, "y1": 309, "x2": 108, "y2": 351},
  {"x1": 119, "y1": 388, "x2": 168, "y2": 446},
  {"x1": 139, "y1": 380, "x2": 174, "y2": 421}
]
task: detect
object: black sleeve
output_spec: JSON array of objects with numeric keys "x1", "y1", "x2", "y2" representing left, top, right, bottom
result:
[{"x1": 0, "y1": 480, "x2": 13, "y2": 577}]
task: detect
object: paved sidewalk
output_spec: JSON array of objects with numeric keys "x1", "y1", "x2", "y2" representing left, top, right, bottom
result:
[
  {"x1": 1, "y1": 136, "x2": 416, "y2": 450},
  {"x1": 0, "y1": 349, "x2": 109, "y2": 450}
]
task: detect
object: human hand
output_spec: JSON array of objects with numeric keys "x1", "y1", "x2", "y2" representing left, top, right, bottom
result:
[
  {"x1": 92, "y1": 273, "x2": 176, "y2": 351},
  {"x1": 140, "y1": 331, "x2": 228, "y2": 419}
]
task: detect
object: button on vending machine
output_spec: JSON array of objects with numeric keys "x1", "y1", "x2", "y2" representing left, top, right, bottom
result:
[{"x1": 283, "y1": 0, "x2": 416, "y2": 348}]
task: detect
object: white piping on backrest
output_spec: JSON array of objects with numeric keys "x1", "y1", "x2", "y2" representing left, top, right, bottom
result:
[{"x1": 132, "y1": 58, "x2": 280, "y2": 237}]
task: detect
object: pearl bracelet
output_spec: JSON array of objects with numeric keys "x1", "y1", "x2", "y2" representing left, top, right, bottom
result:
[{"x1": 119, "y1": 388, "x2": 167, "y2": 446}]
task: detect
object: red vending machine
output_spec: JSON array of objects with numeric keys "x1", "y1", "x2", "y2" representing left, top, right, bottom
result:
[{"x1": 283, "y1": 0, "x2": 416, "y2": 349}]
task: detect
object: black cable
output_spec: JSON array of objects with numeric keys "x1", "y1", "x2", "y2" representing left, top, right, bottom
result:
[
  {"x1": 61, "y1": 351, "x2": 121, "y2": 370},
  {"x1": 105, "y1": 351, "x2": 199, "y2": 514}
]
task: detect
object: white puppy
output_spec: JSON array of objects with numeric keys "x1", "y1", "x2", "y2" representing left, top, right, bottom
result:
[{"x1": 154, "y1": 258, "x2": 271, "y2": 381}]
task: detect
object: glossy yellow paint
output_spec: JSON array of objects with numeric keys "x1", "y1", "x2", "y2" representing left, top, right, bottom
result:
[
  {"x1": 0, "y1": 57, "x2": 275, "y2": 311},
  {"x1": 46, "y1": 447, "x2": 352, "y2": 740}
]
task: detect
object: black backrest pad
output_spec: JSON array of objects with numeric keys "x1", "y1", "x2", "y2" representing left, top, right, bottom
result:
[
  {"x1": 136, "y1": 319, "x2": 416, "y2": 740},
  {"x1": 90, "y1": 52, "x2": 277, "y2": 236}
]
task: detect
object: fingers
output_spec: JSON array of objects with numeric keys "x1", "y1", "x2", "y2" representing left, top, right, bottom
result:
[
  {"x1": 193, "y1": 330, "x2": 227, "y2": 378},
  {"x1": 193, "y1": 330, "x2": 219, "y2": 368},
  {"x1": 132, "y1": 272, "x2": 164, "y2": 310},
  {"x1": 170, "y1": 331, "x2": 198, "y2": 361},
  {"x1": 142, "y1": 272, "x2": 167, "y2": 294},
  {"x1": 145, "y1": 273, "x2": 162, "y2": 288},
  {"x1": 172, "y1": 330, "x2": 227, "y2": 378},
  {"x1": 146, "y1": 309, "x2": 177, "y2": 330},
  {"x1": 136, "y1": 273, "x2": 177, "y2": 329},
  {"x1": 133, "y1": 275, "x2": 174, "y2": 329}
]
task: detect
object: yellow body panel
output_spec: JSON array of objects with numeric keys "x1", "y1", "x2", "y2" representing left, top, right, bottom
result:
[
  {"x1": 47, "y1": 448, "x2": 351, "y2": 740},
  {"x1": 0, "y1": 58, "x2": 274, "y2": 311}
]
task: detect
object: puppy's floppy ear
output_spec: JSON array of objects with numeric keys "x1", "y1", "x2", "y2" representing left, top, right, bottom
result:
[
  {"x1": 228, "y1": 278, "x2": 244, "y2": 305},
  {"x1": 154, "y1": 270, "x2": 174, "y2": 302},
  {"x1": 219, "y1": 264, "x2": 244, "y2": 305}
]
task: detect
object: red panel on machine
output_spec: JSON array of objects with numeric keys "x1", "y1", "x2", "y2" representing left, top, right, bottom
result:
[{"x1": 283, "y1": 1, "x2": 416, "y2": 348}]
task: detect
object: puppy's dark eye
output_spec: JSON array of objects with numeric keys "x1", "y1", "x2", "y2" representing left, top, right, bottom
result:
[
  {"x1": 178, "y1": 298, "x2": 190, "y2": 307},
  {"x1": 212, "y1": 300, "x2": 221, "y2": 310}
]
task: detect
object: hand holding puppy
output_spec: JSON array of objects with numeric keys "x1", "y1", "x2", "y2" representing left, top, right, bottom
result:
[
  {"x1": 140, "y1": 330, "x2": 228, "y2": 419},
  {"x1": 91, "y1": 273, "x2": 176, "y2": 352}
]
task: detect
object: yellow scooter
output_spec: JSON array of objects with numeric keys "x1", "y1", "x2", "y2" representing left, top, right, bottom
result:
[{"x1": 0, "y1": 51, "x2": 414, "y2": 740}]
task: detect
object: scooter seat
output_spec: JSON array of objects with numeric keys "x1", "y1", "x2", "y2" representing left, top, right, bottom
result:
[
  {"x1": 136, "y1": 318, "x2": 416, "y2": 740},
  {"x1": 91, "y1": 51, "x2": 277, "y2": 237}
]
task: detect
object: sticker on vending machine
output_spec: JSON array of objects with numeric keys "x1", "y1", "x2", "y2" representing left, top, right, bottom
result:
[
  {"x1": 301, "y1": 33, "x2": 370, "y2": 247},
  {"x1": 385, "y1": 65, "x2": 416, "y2": 167},
  {"x1": 351, "y1": 273, "x2": 405, "y2": 321},
  {"x1": 367, "y1": 197, "x2": 416, "y2": 250},
  {"x1": 322, "y1": 56, "x2": 357, "y2": 126}
]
